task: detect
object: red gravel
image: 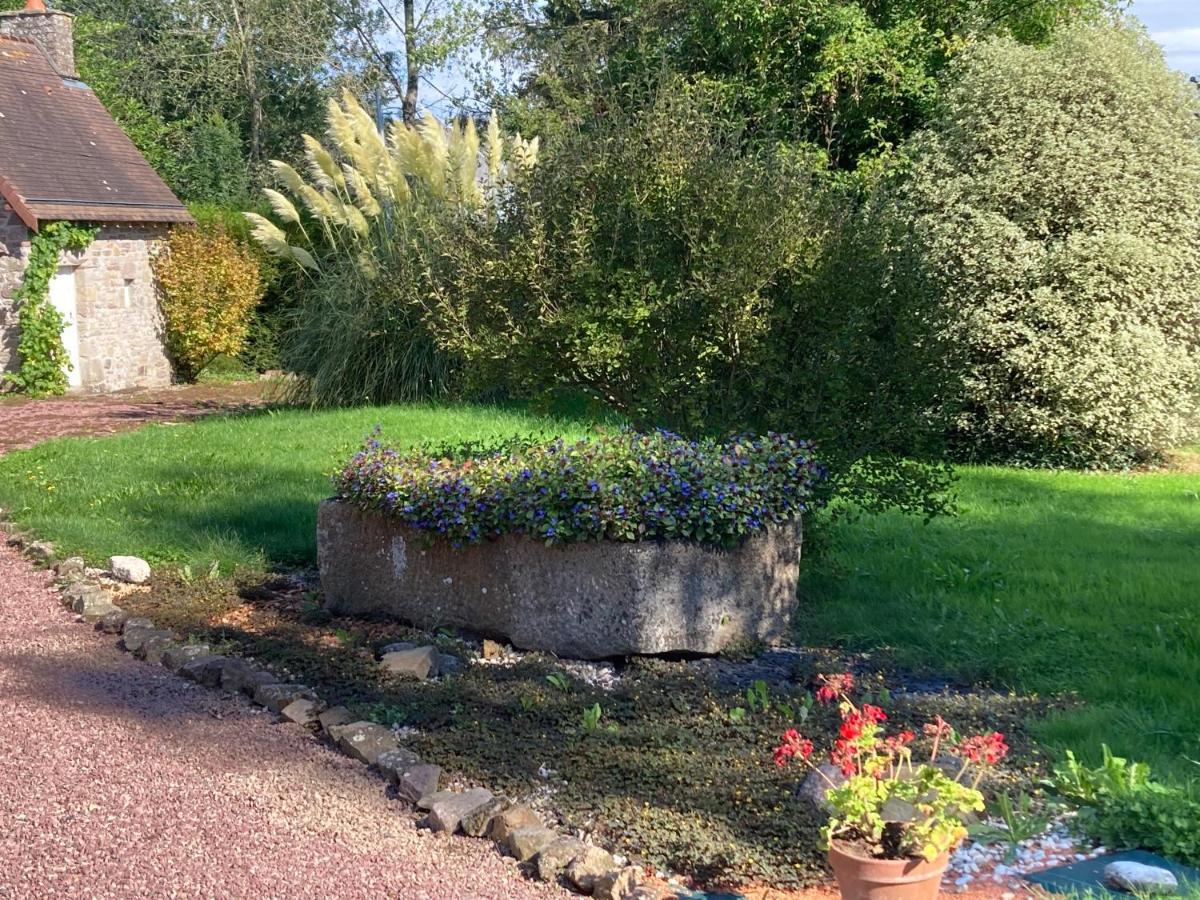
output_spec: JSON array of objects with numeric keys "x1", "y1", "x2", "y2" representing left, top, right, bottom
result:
[
  {"x1": 0, "y1": 545, "x2": 566, "y2": 899},
  {"x1": 0, "y1": 381, "x2": 271, "y2": 455}
]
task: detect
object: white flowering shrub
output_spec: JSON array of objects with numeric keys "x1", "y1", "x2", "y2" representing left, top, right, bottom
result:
[{"x1": 887, "y1": 22, "x2": 1200, "y2": 466}]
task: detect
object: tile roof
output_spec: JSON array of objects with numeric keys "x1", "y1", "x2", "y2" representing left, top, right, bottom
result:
[{"x1": 0, "y1": 35, "x2": 192, "y2": 230}]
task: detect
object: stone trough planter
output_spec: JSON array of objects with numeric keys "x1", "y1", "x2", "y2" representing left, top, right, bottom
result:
[{"x1": 317, "y1": 498, "x2": 802, "y2": 659}]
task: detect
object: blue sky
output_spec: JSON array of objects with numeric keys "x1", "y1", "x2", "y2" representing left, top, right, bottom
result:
[{"x1": 1128, "y1": 0, "x2": 1200, "y2": 74}]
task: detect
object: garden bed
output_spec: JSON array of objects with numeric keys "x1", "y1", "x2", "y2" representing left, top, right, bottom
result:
[{"x1": 112, "y1": 569, "x2": 1053, "y2": 892}]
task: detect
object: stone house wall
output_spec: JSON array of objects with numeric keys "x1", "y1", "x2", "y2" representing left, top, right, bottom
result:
[{"x1": 0, "y1": 207, "x2": 174, "y2": 392}]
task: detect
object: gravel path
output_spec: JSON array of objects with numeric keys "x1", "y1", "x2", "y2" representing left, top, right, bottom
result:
[
  {"x1": 0, "y1": 381, "x2": 270, "y2": 454},
  {"x1": 0, "y1": 545, "x2": 564, "y2": 899}
]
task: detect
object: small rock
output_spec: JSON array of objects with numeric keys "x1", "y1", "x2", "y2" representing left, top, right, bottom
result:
[
  {"x1": 122, "y1": 625, "x2": 172, "y2": 654},
  {"x1": 536, "y1": 836, "x2": 587, "y2": 882},
  {"x1": 593, "y1": 867, "x2": 641, "y2": 900},
  {"x1": 327, "y1": 720, "x2": 397, "y2": 765},
  {"x1": 380, "y1": 641, "x2": 416, "y2": 655},
  {"x1": 486, "y1": 804, "x2": 543, "y2": 845},
  {"x1": 179, "y1": 655, "x2": 229, "y2": 687},
  {"x1": 461, "y1": 797, "x2": 510, "y2": 838},
  {"x1": 375, "y1": 747, "x2": 421, "y2": 781},
  {"x1": 395, "y1": 763, "x2": 441, "y2": 804},
  {"x1": 108, "y1": 555, "x2": 151, "y2": 584},
  {"x1": 796, "y1": 763, "x2": 847, "y2": 814},
  {"x1": 54, "y1": 557, "x2": 87, "y2": 579},
  {"x1": 380, "y1": 646, "x2": 439, "y2": 680},
  {"x1": 481, "y1": 639, "x2": 505, "y2": 659},
  {"x1": 219, "y1": 659, "x2": 277, "y2": 696},
  {"x1": 161, "y1": 643, "x2": 212, "y2": 672},
  {"x1": 424, "y1": 788, "x2": 495, "y2": 834},
  {"x1": 436, "y1": 653, "x2": 461, "y2": 677},
  {"x1": 506, "y1": 826, "x2": 559, "y2": 862},
  {"x1": 565, "y1": 846, "x2": 617, "y2": 894},
  {"x1": 136, "y1": 635, "x2": 177, "y2": 665},
  {"x1": 317, "y1": 706, "x2": 353, "y2": 731},
  {"x1": 1105, "y1": 861, "x2": 1179, "y2": 895},
  {"x1": 26, "y1": 541, "x2": 55, "y2": 563},
  {"x1": 253, "y1": 683, "x2": 313, "y2": 713},
  {"x1": 122, "y1": 616, "x2": 155, "y2": 632},
  {"x1": 96, "y1": 608, "x2": 130, "y2": 634},
  {"x1": 280, "y1": 698, "x2": 324, "y2": 726},
  {"x1": 64, "y1": 582, "x2": 106, "y2": 614},
  {"x1": 80, "y1": 601, "x2": 120, "y2": 623}
]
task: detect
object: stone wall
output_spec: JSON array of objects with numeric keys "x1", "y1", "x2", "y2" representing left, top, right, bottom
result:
[
  {"x1": 0, "y1": 210, "x2": 174, "y2": 392},
  {"x1": 318, "y1": 499, "x2": 803, "y2": 659},
  {"x1": 0, "y1": 207, "x2": 30, "y2": 379}
]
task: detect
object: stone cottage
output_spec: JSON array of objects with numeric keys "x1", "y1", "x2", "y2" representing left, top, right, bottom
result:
[{"x1": 0, "y1": 0, "x2": 192, "y2": 392}]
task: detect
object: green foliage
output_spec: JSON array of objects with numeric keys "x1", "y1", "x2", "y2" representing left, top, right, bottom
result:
[
  {"x1": 826, "y1": 766, "x2": 984, "y2": 860},
  {"x1": 500, "y1": 0, "x2": 1118, "y2": 175},
  {"x1": 335, "y1": 430, "x2": 821, "y2": 547},
  {"x1": 3, "y1": 222, "x2": 97, "y2": 397},
  {"x1": 153, "y1": 227, "x2": 265, "y2": 381},
  {"x1": 1052, "y1": 747, "x2": 1200, "y2": 864},
  {"x1": 172, "y1": 113, "x2": 251, "y2": 204},
  {"x1": 249, "y1": 92, "x2": 538, "y2": 406},
  {"x1": 428, "y1": 78, "x2": 828, "y2": 429},
  {"x1": 881, "y1": 22, "x2": 1200, "y2": 467}
]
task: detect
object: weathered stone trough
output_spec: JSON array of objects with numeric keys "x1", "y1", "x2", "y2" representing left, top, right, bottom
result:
[{"x1": 317, "y1": 499, "x2": 802, "y2": 660}]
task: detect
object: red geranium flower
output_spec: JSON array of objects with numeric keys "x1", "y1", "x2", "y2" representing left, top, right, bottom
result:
[{"x1": 815, "y1": 673, "x2": 855, "y2": 704}]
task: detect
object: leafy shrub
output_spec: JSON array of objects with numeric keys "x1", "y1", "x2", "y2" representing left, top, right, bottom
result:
[
  {"x1": 247, "y1": 91, "x2": 538, "y2": 406},
  {"x1": 883, "y1": 22, "x2": 1200, "y2": 467},
  {"x1": 1052, "y1": 746, "x2": 1200, "y2": 864},
  {"x1": 154, "y1": 227, "x2": 264, "y2": 382},
  {"x1": 334, "y1": 429, "x2": 824, "y2": 547},
  {"x1": 188, "y1": 201, "x2": 298, "y2": 373},
  {"x1": 423, "y1": 78, "x2": 829, "y2": 429}
]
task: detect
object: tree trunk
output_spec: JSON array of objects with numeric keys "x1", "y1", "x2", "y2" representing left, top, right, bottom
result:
[{"x1": 402, "y1": 0, "x2": 418, "y2": 125}]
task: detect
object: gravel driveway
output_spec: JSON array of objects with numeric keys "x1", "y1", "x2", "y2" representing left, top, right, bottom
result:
[{"x1": 0, "y1": 545, "x2": 564, "y2": 899}]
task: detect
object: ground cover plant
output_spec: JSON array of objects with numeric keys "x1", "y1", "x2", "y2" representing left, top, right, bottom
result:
[{"x1": 335, "y1": 430, "x2": 823, "y2": 546}]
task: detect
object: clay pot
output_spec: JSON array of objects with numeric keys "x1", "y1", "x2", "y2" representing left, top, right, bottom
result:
[{"x1": 828, "y1": 841, "x2": 950, "y2": 900}]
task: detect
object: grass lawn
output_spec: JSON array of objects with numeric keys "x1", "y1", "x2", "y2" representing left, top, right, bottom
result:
[
  {"x1": 0, "y1": 403, "x2": 591, "y2": 572},
  {"x1": 1, "y1": 406, "x2": 1198, "y2": 881},
  {"x1": 802, "y1": 464, "x2": 1200, "y2": 784}
]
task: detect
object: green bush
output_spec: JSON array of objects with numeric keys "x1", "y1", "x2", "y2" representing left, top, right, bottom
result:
[
  {"x1": 883, "y1": 22, "x2": 1200, "y2": 467},
  {"x1": 426, "y1": 78, "x2": 830, "y2": 430},
  {"x1": 1052, "y1": 747, "x2": 1200, "y2": 864}
]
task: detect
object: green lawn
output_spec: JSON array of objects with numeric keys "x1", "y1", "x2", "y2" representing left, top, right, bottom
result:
[
  {"x1": 2, "y1": 406, "x2": 1198, "y2": 786},
  {"x1": 0, "y1": 403, "x2": 591, "y2": 572},
  {"x1": 802, "y1": 465, "x2": 1200, "y2": 783}
]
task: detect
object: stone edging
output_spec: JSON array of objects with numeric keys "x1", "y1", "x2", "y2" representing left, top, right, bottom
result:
[{"x1": 1, "y1": 524, "x2": 657, "y2": 900}]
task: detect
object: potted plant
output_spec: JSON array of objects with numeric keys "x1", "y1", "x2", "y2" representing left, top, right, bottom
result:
[{"x1": 774, "y1": 674, "x2": 1009, "y2": 900}]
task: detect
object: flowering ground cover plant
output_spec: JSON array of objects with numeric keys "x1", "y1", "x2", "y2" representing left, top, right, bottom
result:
[
  {"x1": 334, "y1": 428, "x2": 823, "y2": 547},
  {"x1": 775, "y1": 674, "x2": 1009, "y2": 861}
]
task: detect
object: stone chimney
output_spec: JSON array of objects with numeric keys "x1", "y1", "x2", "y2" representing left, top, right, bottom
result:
[{"x1": 0, "y1": 1, "x2": 76, "y2": 79}]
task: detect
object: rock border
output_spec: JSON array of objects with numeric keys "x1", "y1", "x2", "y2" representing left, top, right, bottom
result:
[{"x1": 1, "y1": 524, "x2": 657, "y2": 900}]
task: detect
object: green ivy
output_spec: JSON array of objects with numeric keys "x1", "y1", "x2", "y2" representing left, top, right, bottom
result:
[{"x1": 4, "y1": 222, "x2": 97, "y2": 397}]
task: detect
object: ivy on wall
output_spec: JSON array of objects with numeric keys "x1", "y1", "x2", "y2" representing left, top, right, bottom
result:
[{"x1": 4, "y1": 222, "x2": 98, "y2": 397}]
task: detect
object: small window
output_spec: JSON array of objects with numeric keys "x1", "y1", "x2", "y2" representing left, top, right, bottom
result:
[{"x1": 123, "y1": 278, "x2": 134, "y2": 308}]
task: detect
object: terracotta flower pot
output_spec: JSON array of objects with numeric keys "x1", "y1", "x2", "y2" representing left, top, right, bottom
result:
[{"x1": 828, "y1": 841, "x2": 950, "y2": 900}]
